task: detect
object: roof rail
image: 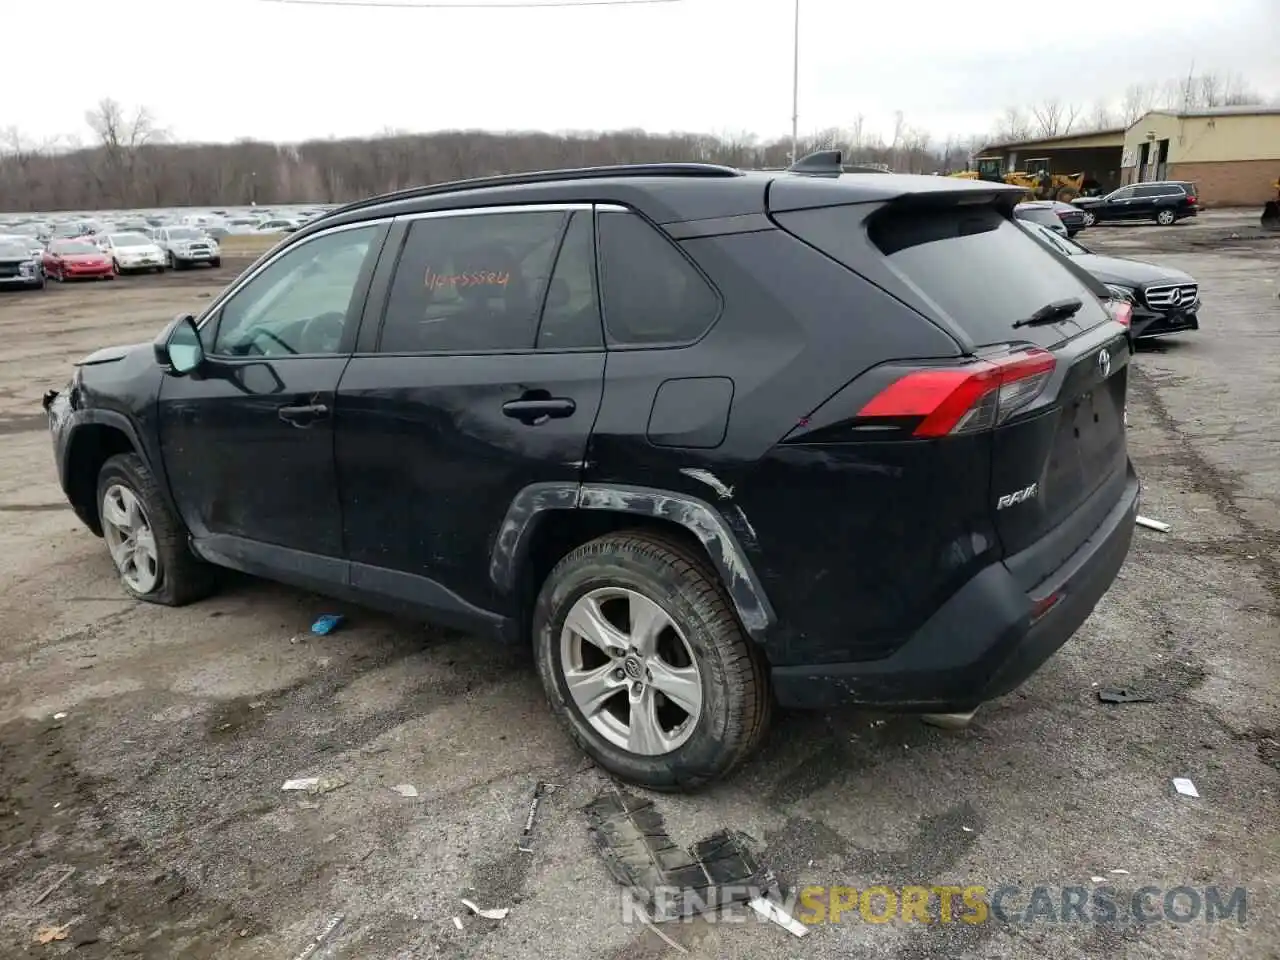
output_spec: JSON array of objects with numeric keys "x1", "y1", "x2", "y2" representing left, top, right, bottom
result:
[{"x1": 318, "y1": 162, "x2": 743, "y2": 220}]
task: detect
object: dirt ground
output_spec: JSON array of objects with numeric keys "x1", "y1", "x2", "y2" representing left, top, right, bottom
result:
[{"x1": 1, "y1": 212, "x2": 1278, "y2": 960}]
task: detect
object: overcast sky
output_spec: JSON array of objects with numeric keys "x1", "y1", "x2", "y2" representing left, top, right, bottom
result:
[{"x1": 10, "y1": 0, "x2": 1279, "y2": 147}]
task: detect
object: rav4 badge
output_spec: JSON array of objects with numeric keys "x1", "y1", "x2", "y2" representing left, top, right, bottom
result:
[{"x1": 997, "y1": 482, "x2": 1039, "y2": 510}]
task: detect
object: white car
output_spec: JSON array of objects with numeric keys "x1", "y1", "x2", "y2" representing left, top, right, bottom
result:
[
  {"x1": 152, "y1": 226, "x2": 222, "y2": 270},
  {"x1": 95, "y1": 233, "x2": 167, "y2": 274}
]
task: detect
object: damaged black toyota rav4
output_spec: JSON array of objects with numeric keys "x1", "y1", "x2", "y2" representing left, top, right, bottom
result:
[{"x1": 43, "y1": 153, "x2": 1139, "y2": 790}]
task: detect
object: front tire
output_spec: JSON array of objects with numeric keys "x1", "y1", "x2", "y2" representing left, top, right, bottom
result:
[
  {"x1": 533, "y1": 531, "x2": 771, "y2": 791},
  {"x1": 211, "y1": 257, "x2": 221, "y2": 268},
  {"x1": 96, "y1": 453, "x2": 217, "y2": 606},
  {"x1": 1081, "y1": 209, "x2": 1098, "y2": 227}
]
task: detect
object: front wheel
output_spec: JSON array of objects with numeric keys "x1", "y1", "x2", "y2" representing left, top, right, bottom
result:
[
  {"x1": 533, "y1": 531, "x2": 771, "y2": 791},
  {"x1": 211, "y1": 257, "x2": 221, "y2": 268},
  {"x1": 1156, "y1": 209, "x2": 1176, "y2": 226},
  {"x1": 96, "y1": 453, "x2": 218, "y2": 606},
  {"x1": 1081, "y1": 210, "x2": 1098, "y2": 227}
]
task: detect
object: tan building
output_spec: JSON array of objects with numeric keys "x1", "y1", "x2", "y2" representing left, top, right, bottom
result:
[
  {"x1": 978, "y1": 129, "x2": 1127, "y2": 194},
  {"x1": 1120, "y1": 107, "x2": 1280, "y2": 206}
]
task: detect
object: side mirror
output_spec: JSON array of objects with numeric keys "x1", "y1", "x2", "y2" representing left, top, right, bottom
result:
[{"x1": 153, "y1": 314, "x2": 204, "y2": 375}]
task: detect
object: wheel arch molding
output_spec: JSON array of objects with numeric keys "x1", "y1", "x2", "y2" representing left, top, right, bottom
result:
[{"x1": 490, "y1": 481, "x2": 776, "y2": 643}]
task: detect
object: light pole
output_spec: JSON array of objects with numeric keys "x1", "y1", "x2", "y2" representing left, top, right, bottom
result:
[{"x1": 790, "y1": 0, "x2": 799, "y2": 164}]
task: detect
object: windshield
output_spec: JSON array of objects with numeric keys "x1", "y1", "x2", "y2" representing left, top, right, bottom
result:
[
  {"x1": 168, "y1": 228, "x2": 202, "y2": 240},
  {"x1": 110, "y1": 233, "x2": 150, "y2": 247},
  {"x1": 53, "y1": 241, "x2": 98, "y2": 255},
  {"x1": 0, "y1": 241, "x2": 29, "y2": 258}
]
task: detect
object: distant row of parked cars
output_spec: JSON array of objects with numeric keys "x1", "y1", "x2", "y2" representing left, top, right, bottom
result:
[{"x1": 0, "y1": 207, "x2": 337, "y2": 291}]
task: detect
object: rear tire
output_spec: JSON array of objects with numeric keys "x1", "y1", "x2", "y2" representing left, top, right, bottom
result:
[
  {"x1": 532, "y1": 530, "x2": 771, "y2": 791},
  {"x1": 96, "y1": 453, "x2": 218, "y2": 607},
  {"x1": 1156, "y1": 209, "x2": 1176, "y2": 226}
]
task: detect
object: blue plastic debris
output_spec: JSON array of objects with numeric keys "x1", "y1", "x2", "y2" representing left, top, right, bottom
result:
[{"x1": 311, "y1": 614, "x2": 345, "y2": 636}]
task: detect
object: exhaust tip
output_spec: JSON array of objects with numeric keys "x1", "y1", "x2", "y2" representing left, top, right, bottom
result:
[{"x1": 919, "y1": 710, "x2": 978, "y2": 731}]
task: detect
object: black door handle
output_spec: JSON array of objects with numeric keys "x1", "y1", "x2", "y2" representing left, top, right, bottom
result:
[
  {"x1": 278, "y1": 403, "x2": 329, "y2": 427},
  {"x1": 502, "y1": 397, "x2": 576, "y2": 424}
]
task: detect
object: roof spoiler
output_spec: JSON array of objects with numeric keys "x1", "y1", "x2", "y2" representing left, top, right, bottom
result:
[{"x1": 787, "y1": 150, "x2": 891, "y2": 177}]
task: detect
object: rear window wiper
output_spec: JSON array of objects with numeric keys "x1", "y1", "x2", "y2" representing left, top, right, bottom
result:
[{"x1": 1012, "y1": 297, "x2": 1082, "y2": 329}]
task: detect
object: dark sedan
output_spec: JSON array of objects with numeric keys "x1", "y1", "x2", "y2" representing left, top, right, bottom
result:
[
  {"x1": 1015, "y1": 200, "x2": 1086, "y2": 237},
  {"x1": 1072, "y1": 181, "x2": 1199, "y2": 227},
  {"x1": 1019, "y1": 220, "x2": 1199, "y2": 340}
]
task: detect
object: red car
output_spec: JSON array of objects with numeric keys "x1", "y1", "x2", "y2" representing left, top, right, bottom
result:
[{"x1": 43, "y1": 239, "x2": 115, "y2": 282}]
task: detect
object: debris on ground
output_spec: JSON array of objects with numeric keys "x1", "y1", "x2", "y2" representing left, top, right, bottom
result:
[
  {"x1": 1110, "y1": 869, "x2": 1130, "y2": 875},
  {"x1": 289, "y1": 915, "x2": 344, "y2": 960},
  {"x1": 584, "y1": 787, "x2": 769, "y2": 922},
  {"x1": 1097, "y1": 687, "x2": 1155, "y2": 704},
  {"x1": 282, "y1": 776, "x2": 348, "y2": 795},
  {"x1": 452, "y1": 917, "x2": 463, "y2": 931},
  {"x1": 1091, "y1": 876, "x2": 1106, "y2": 883},
  {"x1": 517, "y1": 781, "x2": 557, "y2": 853},
  {"x1": 311, "y1": 614, "x2": 345, "y2": 636},
  {"x1": 747, "y1": 895, "x2": 809, "y2": 937},
  {"x1": 52, "y1": 712, "x2": 67, "y2": 720},
  {"x1": 33, "y1": 924, "x2": 70, "y2": 944},
  {"x1": 31, "y1": 867, "x2": 76, "y2": 905},
  {"x1": 460, "y1": 899, "x2": 510, "y2": 920},
  {"x1": 1136, "y1": 515, "x2": 1171, "y2": 533},
  {"x1": 392, "y1": 784, "x2": 419, "y2": 798},
  {"x1": 1173, "y1": 777, "x2": 1200, "y2": 798},
  {"x1": 626, "y1": 895, "x2": 690, "y2": 953}
]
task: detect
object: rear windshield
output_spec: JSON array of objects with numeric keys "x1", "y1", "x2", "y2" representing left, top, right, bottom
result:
[
  {"x1": 1016, "y1": 207, "x2": 1062, "y2": 229},
  {"x1": 865, "y1": 205, "x2": 1108, "y2": 345}
]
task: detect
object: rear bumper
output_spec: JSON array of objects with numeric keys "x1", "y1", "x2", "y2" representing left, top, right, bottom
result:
[{"x1": 771, "y1": 465, "x2": 1140, "y2": 711}]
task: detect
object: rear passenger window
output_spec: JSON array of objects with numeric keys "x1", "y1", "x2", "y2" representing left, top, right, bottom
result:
[
  {"x1": 378, "y1": 210, "x2": 565, "y2": 354},
  {"x1": 596, "y1": 210, "x2": 719, "y2": 346},
  {"x1": 536, "y1": 211, "x2": 603, "y2": 349}
]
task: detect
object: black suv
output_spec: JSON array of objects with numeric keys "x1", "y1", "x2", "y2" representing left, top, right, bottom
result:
[
  {"x1": 1072, "y1": 181, "x2": 1199, "y2": 226},
  {"x1": 43, "y1": 154, "x2": 1139, "y2": 789}
]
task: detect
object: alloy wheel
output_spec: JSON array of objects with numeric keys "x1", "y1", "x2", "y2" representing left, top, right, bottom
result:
[
  {"x1": 559, "y1": 587, "x2": 703, "y2": 756},
  {"x1": 101, "y1": 484, "x2": 160, "y2": 594}
]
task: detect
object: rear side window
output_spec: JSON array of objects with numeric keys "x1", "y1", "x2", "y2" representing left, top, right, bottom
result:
[
  {"x1": 596, "y1": 210, "x2": 719, "y2": 347},
  {"x1": 865, "y1": 205, "x2": 1108, "y2": 345},
  {"x1": 378, "y1": 210, "x2": 565, "y2": 354}
]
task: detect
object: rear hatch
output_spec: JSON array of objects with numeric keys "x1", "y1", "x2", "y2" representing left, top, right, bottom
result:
[{"x1": 772, "y1": 187, "x2": 1131, "y2": 583}]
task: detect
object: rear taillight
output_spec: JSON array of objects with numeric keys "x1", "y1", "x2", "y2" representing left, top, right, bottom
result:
[
  {"x1": 1187, "y1": 195, "x2": 1197, "y2": 205},
  {"x1": 1106, "y1": 300, "x2": 1132, "y2": 328},
  {"x1": 857, "y1": 348, "x2": 1057, "y2": 438}
]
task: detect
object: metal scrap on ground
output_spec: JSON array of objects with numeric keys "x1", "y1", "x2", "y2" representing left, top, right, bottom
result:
[
  {"x1": 1136, "y1": 515, "x2": 1171, "y2": 532},
  {"x1": 517, "y1": 781, "x2": 557, "y2": 853},
  {"x1": 460, "y1": 899, "x2": 509, "y2": 920},
  {"x1": 289, "y1": 915, "x2": 344, "y2": 960},
  {"x1": 1097, "y1": 687, "x2": 1155, "y2": 704}
]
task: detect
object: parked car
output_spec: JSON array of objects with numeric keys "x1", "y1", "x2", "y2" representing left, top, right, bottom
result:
[
  {"x1": 0, "y1": 238, "x2": 45, "y2": 290},
  {"x1": 1072, "y1": 181, "x2": 1199, "y2": 226},
  {"x1": 0, "y1": 233, "x2": 48, "y2": 262},
  {"x1": 42, "y1": 239, "x2": 114, "y2": 281},
  {"x1": 1014, "y1": 201, "x2": 1068, "y2": 237},
  {"x1": 152, "y1": 227, "x2": 221, "y2": 270},
  {"x1": 41, "y1": 158, "x2": 1138, "y2": 789},
  {"x1": 255, "y1": 218, "x2": 300, "y2": 233},
  {"x1": 95, "y1": 233, "x2": 168, "y2": 274},
  {"x1": 1019, "y1": 219, "x2": 1199, "y2": 340}
]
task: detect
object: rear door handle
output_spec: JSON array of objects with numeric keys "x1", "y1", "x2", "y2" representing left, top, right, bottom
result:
[
  {"x1": 278, "y1": 403, "x2": 329, "y2": 427},
  {"x1": 502, "y1": 397, "x2": 576, "y2": 424}
]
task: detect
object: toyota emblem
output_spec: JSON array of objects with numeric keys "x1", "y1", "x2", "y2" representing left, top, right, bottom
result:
[{"x1": 1098, "y1": 349, "x2": 1112, "y2": 378}]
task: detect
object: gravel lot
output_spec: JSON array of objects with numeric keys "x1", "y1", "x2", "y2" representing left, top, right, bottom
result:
[{"x1": 1, "y1": 213, "x2": 1277, "y2": 959}]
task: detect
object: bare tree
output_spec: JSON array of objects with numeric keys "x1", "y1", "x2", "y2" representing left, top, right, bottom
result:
[
  {"x1": 1031, "y1": 98, "x2": 1080, "y2": 138},
  {"x1": 1087, "y1": 100, "x2": 1115, "y2": 131},
  {"x1": 1120, "y1": 83, "x2": 1158, "y2": 125},
  {"x1": 995, "y1": 106, "x2": 1032, "y2": 142}
]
